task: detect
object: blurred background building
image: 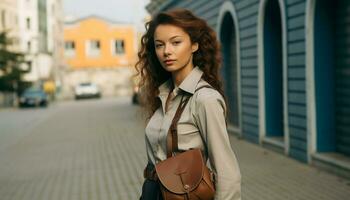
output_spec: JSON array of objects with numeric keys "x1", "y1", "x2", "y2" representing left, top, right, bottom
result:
[
  {"x1": 1, "y1": 0, "x2": 141, "y2": 103},
  {"x1": 147, "y1": 0, "x2": 350, "y2": 179},
  {"x1": 18, "y1": 0, "x2": 63, "y2": 90},
  {"x1": 0, "y1": 0, "x2": 20, "y2": 51},
  {"x1": 61, "y1": 16, "x2": 137, "y2": 98},
  {"x1": 0, "y1": 0, "x2": 63, "y2": 105}
]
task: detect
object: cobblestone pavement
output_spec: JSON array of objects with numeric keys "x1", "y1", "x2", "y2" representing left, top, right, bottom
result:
[
  {"x1": 0, "y1": 97, "x2": 349, "y2": 200},
  {"x1": 232, "y1": 136, "x2": 350, "y2": 200}
]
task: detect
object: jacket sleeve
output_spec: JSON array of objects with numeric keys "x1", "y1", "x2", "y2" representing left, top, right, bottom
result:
[{"x1": 194, "y1": 93, "x2": 241, "y2": 200}]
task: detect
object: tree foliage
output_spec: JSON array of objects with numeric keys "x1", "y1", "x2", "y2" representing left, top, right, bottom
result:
[{"x1": 0, "y1": 31, "x2": 29, "y2": 93}]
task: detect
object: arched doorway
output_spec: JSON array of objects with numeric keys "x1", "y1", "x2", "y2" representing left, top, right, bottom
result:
[
  {"x1": 262, "y1": 0, "x2": 285, "y2": 142},
  {"x1": 220, "y1": 12, "x2": 240, "y2": 129},
  {"x1": 217, "y1": 1, "x2": 242, "y2": 135},
  {"x1": 312, "y1": 0, "x2": 350, "y2": 156}
]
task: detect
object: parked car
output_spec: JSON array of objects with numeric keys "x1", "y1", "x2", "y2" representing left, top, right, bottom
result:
[
  {"x1": 74, "y1": 82, "x2": 101, "y2": 100},
  {"x1": 19, "y1": 88, "x2": 49, "y2": 107}
]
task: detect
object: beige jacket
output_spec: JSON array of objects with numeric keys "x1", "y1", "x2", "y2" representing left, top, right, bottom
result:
[{"x1": 145, "y1": 66, "x2": 241, "y2": 200}]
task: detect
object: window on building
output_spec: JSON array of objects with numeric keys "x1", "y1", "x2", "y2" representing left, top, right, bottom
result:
[
  {"x1": 26, "y1": 17, "x2": 31, "y2": 30},
  {"x1": 26, "y1": 0, "x2": 31, "y2": 7},
  {"x1": 9, "y1": 13, "x2": 12, "y2": 26},
  {"x1": 86, "y1": 40, "x2": 101, "y2": 57},
  {"x1": 113, "y1": 40, "x2": 125, "y2": 55},
  {"x1": 12, "y1": 38, "x2": 19, "y2": 46},
  {"x1": 64, "y1": 41, "x2": 76, "y2": 57},
  {"x1": 1, "y1": 10, "x2": 6, "y2": 29},
  {"x1": 52, "y1": 5, "x2": 55, "y2": 15},
  {"x1": 27, "y1": 41, "x2": 31, "y2": 52}
]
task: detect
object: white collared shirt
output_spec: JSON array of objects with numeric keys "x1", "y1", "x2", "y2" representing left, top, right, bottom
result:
[{"x1": 145, "y1": 66, "x2": 241, "y2": 200}]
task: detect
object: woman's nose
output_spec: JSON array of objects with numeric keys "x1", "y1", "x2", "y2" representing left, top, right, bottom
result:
[{"x1": 163, "y1": 44, "x2": 172, "y2": 56}]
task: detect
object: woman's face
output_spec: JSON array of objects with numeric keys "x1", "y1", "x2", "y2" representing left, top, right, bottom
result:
[{"x1": 154, "y1": 24, "x2": 198, "y2": 74}]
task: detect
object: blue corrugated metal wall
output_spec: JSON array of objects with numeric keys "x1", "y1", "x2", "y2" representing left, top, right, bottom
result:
[
  {"x1": 159, "y1": 0, "x2": 309, "y2": 162},
  {"x1": 236, "y1": 0, "x2": 260, "y2": 144},
  {"x1": 286, "y1": 0, "x2": 308, "y2": 162}
]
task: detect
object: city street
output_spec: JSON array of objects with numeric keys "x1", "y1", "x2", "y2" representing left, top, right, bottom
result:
[
  {"x1": 0, "y1": 97, "x2": 349, "y2": 200},
  {"x1": 0, "y1": 97, "x2": 146, "y2": 200}
]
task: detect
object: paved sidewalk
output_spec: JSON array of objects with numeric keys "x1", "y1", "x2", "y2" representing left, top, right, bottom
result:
[
  {"x1": 230, "y1": 134, "x2": 350, "y2": 200},
  {"x1": 0, "y1": 97, "x2": 349, "y2": 200}
]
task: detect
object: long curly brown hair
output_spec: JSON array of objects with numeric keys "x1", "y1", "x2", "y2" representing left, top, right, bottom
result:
[{"x1": 135, "y1": 9, "x2": 225, "y2": 119}]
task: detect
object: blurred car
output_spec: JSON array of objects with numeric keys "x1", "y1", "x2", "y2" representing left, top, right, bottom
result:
[
  {"x1": 131, "y1": 73, "x2": 141, "y2": 105},
  {"x1": 19, "y1": 88, "x2": 49, "y2": 107},
  {"x1": 132, "y1": 85, "x2": 140, "y2": 104},
  {"x1": 74, "y1": 82, "x2": 101, "y2": 100}
]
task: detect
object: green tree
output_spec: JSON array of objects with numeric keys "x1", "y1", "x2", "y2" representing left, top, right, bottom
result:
[{"x1": 0, "y1": 31, "x2": 30, "y2": 94}]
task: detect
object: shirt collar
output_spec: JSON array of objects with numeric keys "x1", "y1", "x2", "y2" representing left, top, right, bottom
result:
[
  {"x1": 178, "y1": 66, "x2": 203, "y2": 94},
  {"x1": 158, "y1": 79, "x2": 172, "y2": 98},
  {"x1": 158, "y1": 66, "x2": 203, "y2": 97}
]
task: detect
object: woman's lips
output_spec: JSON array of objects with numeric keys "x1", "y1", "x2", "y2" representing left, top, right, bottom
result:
[{"x1": 164, "y1": 60, "x2": 175, "y2": 65}]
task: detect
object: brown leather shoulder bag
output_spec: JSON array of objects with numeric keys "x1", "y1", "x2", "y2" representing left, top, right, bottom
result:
[{"x1": 155, "y1": 85, "x2": 216, "y2": 200}]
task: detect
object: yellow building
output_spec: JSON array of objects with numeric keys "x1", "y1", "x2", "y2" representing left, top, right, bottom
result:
[{"x1": 64, "y1": 15, "x2": 136, "y2": 69}]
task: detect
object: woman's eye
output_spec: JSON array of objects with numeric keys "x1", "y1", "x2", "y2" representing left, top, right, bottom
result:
[
  {"x1": 155, "y1": 44, "x2": 163, "y2": 48},
  {"x1": 172, "y1": 41, "x2": 181, "y2": 45}
]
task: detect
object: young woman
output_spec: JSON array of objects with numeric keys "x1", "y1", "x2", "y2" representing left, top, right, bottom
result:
[{"x1": 136, "y1": 9, "x2": 241, "y2": 200}]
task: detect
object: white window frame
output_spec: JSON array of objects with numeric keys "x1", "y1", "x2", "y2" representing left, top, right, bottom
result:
[
  {"x1": 306, "y1": 0, "x2": 317, "y2": 163},
  {"x1": 111, "y1": 39, "x2": 125, "y2": 55},
  {"x1": 64, "y1": 41, "x2": 76, "y2": 57},
  {"x1": 26, "y1": 17, "x2": 31, "y2": 30},
  {"x1": 86, "y1": 40, "x2": 101, "y2": 57},
  {"x1": 27, "y1": 41, "x2": 31, "y2": 53}
]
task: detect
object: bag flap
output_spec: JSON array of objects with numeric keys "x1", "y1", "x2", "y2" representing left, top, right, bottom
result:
[{"x1": 155, "y1": 149, "x2": 204, "y2": 194}]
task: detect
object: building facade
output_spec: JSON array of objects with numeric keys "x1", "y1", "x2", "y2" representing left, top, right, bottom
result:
[
  {"x1": 46, "y1": 0, "x2": 64, "y2": 92},
  {"x1": 0, "y1": 0, "x2": 20, "y2": 51},
  {"x1": 62, "y1": 16, "x2": 137, "y2": 98},
  {"x1": 17, "y1": 0, "x2": 64, "y2": 85},
  {"x1": 0, "y1": 0, "x2": 63, "y2": 106},
  {"x1": 0, "y1": 0, "x2": 20, "y2": 107},
  {"x1": 147, "y1": 0, "x2": 350, "y2": 178}
]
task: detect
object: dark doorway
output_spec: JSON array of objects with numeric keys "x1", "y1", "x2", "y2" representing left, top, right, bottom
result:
[
  {"x1": 220, "y1": 13, "x2": 240, "y2": 128},
  {"x1": 263, "y1": 0, "x2": 284, "y2": 139},
  {"x1": 314, "y1": 0, "x2": 350, "y2": 156}
]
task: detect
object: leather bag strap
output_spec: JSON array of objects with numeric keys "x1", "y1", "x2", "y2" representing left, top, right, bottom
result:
[{"x1": 166, "y1": 85, "x2": 213, "y2": 158}]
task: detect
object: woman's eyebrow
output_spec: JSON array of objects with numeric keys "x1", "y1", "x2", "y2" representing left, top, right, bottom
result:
[{"x1": 155, "y1": 35, "x2": 182, "y2": 42}]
